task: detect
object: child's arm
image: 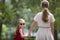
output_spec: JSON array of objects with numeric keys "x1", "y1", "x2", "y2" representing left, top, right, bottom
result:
[{"x1": 19, "y1": 29, "x2": 24, "y2": 38}]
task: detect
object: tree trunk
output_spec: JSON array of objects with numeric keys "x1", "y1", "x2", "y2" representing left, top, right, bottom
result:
[
  {"x1": 54, "y1": 29, "x2": 58, "y2": 40},
  {"x1": 0, "y1": 20, "x2": 2, "y2": 40}
]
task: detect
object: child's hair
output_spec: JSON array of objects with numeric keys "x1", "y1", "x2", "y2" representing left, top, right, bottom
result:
[
  {"x1": 41, "y1": 0, "x2": 49, "y2": 22},
  {"x1": 18, "y1": 18, "x2": 25, "y2": 24}
]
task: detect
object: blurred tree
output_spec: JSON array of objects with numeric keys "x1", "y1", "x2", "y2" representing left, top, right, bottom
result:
[{"x1": 0, "y1": 0, "x2": 5, "y2": 40}]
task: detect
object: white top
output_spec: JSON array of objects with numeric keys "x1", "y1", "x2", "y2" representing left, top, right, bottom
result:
[{"x1": 34, "y1": 12, "x2": 55, "y2": 27}]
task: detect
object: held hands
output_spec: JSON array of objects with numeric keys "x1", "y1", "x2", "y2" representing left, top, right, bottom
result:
[{"x1": 27, "y1": 33, "x2": 31, "y2": 38}]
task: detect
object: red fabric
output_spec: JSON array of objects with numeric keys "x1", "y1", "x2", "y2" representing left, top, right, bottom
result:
[{"x1": 14, "y1": 27, "x2": 25, "y2": 40}]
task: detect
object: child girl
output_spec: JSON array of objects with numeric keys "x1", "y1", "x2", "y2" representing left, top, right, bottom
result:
[{"x1": 14, "y1": 19, "x2": 25, "y2": 40}]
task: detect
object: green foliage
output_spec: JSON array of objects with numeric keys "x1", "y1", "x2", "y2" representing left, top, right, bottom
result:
[
  {"x1": 0, "y1": 0, "x2": 60, "y2": 31},
  {"x1": 54, "y1": 8, "x2": 60, "y2": 30},
  {"x1": 2, "y1": 24, "x2": 8, "y2": 40},
  {"x1": 0, "y1": 0, "x2": 60, "y2": 40},
  {"x1": 0, "y1": 0, "x2": 41, "y2": 29}
]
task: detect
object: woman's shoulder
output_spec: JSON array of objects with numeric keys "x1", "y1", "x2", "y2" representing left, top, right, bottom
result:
[{"x1": 49, "y1": 12, "x2": 54, "y2": 16}]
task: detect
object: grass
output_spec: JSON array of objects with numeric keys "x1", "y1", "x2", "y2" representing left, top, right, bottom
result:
[{"x1": 25, "y1": 37, "x2": 35, "y2": 40}]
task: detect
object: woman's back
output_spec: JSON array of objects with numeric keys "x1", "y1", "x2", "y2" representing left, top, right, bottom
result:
[{"x1": 34, "y1": 12, "x2": 55, "y2": 27}]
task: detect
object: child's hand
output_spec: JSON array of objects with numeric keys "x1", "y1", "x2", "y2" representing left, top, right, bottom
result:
[
  {"x1": 27, "y1": 33, "x2": 31, "y2": 38},
  {"x1": 19, "y1": 29, "x2": 24, "y2": 38}
]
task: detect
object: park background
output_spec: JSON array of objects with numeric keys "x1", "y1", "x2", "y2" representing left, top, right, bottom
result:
[{"x1": 0, "y1": 0, "x2": 60, "y2": 40}]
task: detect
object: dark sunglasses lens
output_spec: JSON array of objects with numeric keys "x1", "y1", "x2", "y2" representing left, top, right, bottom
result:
[
  {"x1": 20, "y1": 24, "x2": 22, "y2": 25},
  {"x1": 20, "y1": 23, "x2": 25, "y2": 25}
]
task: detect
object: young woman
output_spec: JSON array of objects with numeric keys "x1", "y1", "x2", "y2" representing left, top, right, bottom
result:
[
  {"x1": 14, "y1": 19, "x2": 25, "y2": 40},
  {"x1": 28, "y1": 0, "x2": 55, "y2": 40}
]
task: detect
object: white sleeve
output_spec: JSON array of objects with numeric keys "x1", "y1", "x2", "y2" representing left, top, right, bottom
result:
[
  {"x1": 50, "y1": 14, "x2": 55, "y2": 23},
  {"x1": 34, "y1": 14, "x2": 39, "y2": 22}
]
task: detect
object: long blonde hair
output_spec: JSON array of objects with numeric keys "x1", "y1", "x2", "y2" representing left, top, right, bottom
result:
[{"x1": 41, "y1": 0, "x2": 49, "y2": 22}]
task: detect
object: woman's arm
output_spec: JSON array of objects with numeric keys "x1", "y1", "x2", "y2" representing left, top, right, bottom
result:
[
  {"x1": 50, "y1": 22, "x2": 54, "y2": 36},
  {"x1": 28, "y1": 21, "x2": 37, "y2": 37}
]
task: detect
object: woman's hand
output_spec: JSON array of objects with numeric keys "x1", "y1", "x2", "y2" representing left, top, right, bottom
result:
[{"x1": 27, "y1": 33, "x2": 31, "y2": 37}]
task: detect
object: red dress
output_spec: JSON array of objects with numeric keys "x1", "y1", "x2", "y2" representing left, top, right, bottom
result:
[{"x1": 14, "y1": 27, "x2": 25, "y2": 40}]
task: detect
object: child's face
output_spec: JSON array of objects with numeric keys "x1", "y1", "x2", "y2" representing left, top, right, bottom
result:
[{"x1": 18, "y1": 22, "x2": 25, "y2": 28}]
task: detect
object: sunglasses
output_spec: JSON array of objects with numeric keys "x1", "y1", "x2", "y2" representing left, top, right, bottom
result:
[{"x1": 19, "y1": 23, "x2": 25, "y2": 25}]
